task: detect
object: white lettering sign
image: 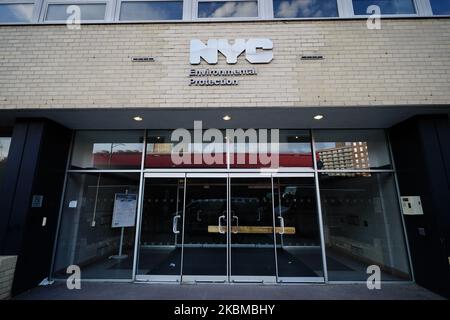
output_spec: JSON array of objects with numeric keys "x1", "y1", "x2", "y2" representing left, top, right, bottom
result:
[{"x1": 190, "y1": 39, "x2": 273, "y2": 65}]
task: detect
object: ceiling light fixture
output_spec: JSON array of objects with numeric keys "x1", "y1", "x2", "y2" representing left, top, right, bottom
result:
[
  {"x1": 223, "y1": 115, "x2": 232, "y2": 121},
  {"x1": 133, "y1": 116, "x2": 143, "y2": 121},
  {"x1": 313, "y1": 114, "x2": 324, "y2": 120}
]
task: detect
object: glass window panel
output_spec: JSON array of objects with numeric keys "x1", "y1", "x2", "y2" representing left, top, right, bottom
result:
[
  {"x1": 277, "y1": 129, "x2": 312, "y2": 168},
  {"x1": 146, "y1": 130, "x2": 227, "y2": 168},
  {"x1": 182, "y1": 178, "x2": 228, "y2": 276},
  {"x1": 0, "y1": 136, "x2": 12, "y2": 185},
  {"x1": 119, "y1": 1, "x2": 183, "y2": 21},
  {"x1": 314, "y1": 130, "x2": 392, "y2": 170},
  {"x1": 230, "y1": 177, "x2": 276, "y2": 277},
  {"x1": 198, "y1": 1, "x2": 258, "y2": 18},
  {"x1": 230, "y1": 129, "x2": 312, "y2": 168},
  {"x1": 146, "y1": 129, "x2": 312, "y2": 169},
  {"x1": 0, "y1": 3, "x2": 34, "y2": 23},
  {"x1": 138, "y1": 177, "x2": 184, "y2": 277},
  {"x1": 71, "y1": 131, "x2": 144, "y2": 170},
  {"x1": 45, "y1": 3, "x2": 106, "y2": 21},
  {"x1": 273, "y1": 0, "x2": 338, "y2": 18},
  {"x1": 146, "y1": 130, "x2": 170, "y2": 168},
  {"x1": 146, "y1": 130, "x2": 177, "y2": 168},
  {"x1": 53, "y1": 172, "x2": 139, "y2": 279},
  {"x1": 274, "y1": 177, "x2": 324, "y2": 278},
  {"x1": 352, "y1": 0, "x2": 415, "y2": 15},
  {"x1": 319, "y1": 173, "x2": 411, "y2": 281},
  {"x1": 430, "y1": 0, "x2": 450, "y2": 15}
]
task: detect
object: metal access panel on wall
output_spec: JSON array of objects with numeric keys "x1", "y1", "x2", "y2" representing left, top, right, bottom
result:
[{"x1": 401, "y1": 196, "x2": 424, "y2": 215}]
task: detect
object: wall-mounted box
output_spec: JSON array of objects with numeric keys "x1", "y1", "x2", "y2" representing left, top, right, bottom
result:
[{"x1": 401, "y1": 196, "x2": 424, "y2": 215}]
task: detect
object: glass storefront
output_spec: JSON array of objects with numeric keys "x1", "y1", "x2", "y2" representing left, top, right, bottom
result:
[
  {"x1": 146, "y1": 129, "x2": 313, "y2": 169},
  {"x1": 314, "y1": 129, "x2": 392, "y2": 170},
  {"x1": 71, "y1": 130, "x2": 144, "y2": 170},
  {"x1": 53, "y1": 172, "x2": 140, "y2": 279},
  {"x1": 320, "y1": 173, "x2": 411, "y2": 281},
  {"x1": 52, "y1": 129, "x2": 412, "y2": 283}
]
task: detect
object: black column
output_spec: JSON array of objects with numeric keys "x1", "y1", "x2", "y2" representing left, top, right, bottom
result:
[
  {"x1": 0, "y1": 118, "x2": 72, "y2": 295},
  {"x1": 389, "y1": 115, "x2": 450, "y2": 298}
]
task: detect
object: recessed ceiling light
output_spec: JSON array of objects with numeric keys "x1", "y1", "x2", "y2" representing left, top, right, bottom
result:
[
  {"x1": 133, "y1": 116, "x2": 143, "y2": 121},
  {"x1": 223, "y1": 115, "x2": 232, "y2": 121},
  {"x1": 314, "y1": 114, "x2": 324, "y2": 120}
]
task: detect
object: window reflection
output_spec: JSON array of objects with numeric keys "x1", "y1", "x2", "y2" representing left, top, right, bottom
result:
[
  {"x1": 146, "y1": 130, "x2": 227, "y2": 168},
  {"x1": 320, "y1": 173, "x2": 411, "y2": 281},
  {"x1": 273, "y1": 0, "x2": 338, "y2": 18},
  {"x1": 352, "y1": 0, "x2": 416, "y2": 15},
  {"x1": 45, "y1": 3, "x2": 106, "y2": 21},
  {"x1": 71, "y1": 131, "x2": 144, "y2": 169},
  {"x1": 198, "y1": 1, "x2": 258, "y2": 18},
  {"x1": 53, "y1": 172, "x2": 139, "y2": 279},
  {"x1": 145, "y1": 129, "x2": 313, "y2": 168},
  {"x1": 0, "y1": 3, "x2": 34, "y2": 23},
  {"x1": 274, "y1": 177, "x2": 324, "y2": 278},
  {"x1": 277, "y1": 130, "x2": 312, "y2": 168},
  {"x1": 137, "y1": 177, "x2": 185, "y2": 276},
  {"x1": 119, "y1": 1, "x2": 183, "y2": 21},
  {"x1": 430, "y1": 0, "x2": 450, "y2": 15},
  {"x1": 314, "y1": 130, "x2": 392, "y2": 170}
]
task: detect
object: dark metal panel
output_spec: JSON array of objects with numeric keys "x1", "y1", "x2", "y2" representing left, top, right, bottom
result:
[
  {"x1": 12, "y1": 120, "x2": 72, "y2": 294},
  {"x1": 0, "y1": 122, "x2": 28, "y2": 253},
  {"x1": 389, "y1": 115, "x2": 450, "y2": 298},
  {"x1": 0, "y1": 118, "x2": 71, "y2": 295},
  {"x1": 2, "y1": 121, "x2": 44, "y2": 254}
]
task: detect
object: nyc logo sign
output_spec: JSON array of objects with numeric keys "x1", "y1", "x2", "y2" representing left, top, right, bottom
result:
[{"x1": 190, "y1": 39, "x2": 273, "y2": 65}]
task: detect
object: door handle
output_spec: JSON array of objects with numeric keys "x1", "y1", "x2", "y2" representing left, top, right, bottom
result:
[
  {"x1": 218, "y1": 215, "x2": 226, "y2": 234},
  {"x1": 172, "y1": 215, "x2": 181, "y2": 234},
  {"x1": 278, "y1": 216, "x2": 285, "y2": 235},
  {"x1": 232, "y1": 215, "x2": 239, "y2": 234}
]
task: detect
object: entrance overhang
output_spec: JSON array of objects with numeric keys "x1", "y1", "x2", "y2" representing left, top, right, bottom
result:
[{"x1": 1, "y1": 106, "x2": 449, "y2": 129}]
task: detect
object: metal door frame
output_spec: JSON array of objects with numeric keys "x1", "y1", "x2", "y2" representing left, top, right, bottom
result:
[
  {"x1": 181, "y1": 172, "x2": 229, "y2": 283},
  {"x1": 228, "y1": 173, "x2": 277, "y2": 283},
  {"x1": 272, "y1": 172, "x2": 325, "y2": 283},
  {"x1": 135, "y1": 170, "x2": 326, "y2": 284},
  {"x1": 135, "y1": 172, "x2": 186, "y2": 282}
]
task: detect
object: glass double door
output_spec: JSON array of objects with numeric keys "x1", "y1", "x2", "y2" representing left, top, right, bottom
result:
[{"x1": 136, "y1": 173, "x2": 324, "y2": 283}]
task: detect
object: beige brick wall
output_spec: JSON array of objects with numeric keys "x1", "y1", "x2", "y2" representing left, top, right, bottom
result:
[
  {"x1": 0, "y1": 256, "x2": 17, "y2": 300},
  {"x1": 0, "y1": 19, "x2": 449, "y2": 110}
]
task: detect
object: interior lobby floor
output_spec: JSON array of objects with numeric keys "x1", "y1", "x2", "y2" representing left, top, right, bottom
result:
[{"x1": 15, "y1": 282, "x2": 444, "y2": 300}]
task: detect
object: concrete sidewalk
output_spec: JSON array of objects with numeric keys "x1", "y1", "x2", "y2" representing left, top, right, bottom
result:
[{"x1": 14, "y1": 282, "x2": 445, "y2": 300}]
